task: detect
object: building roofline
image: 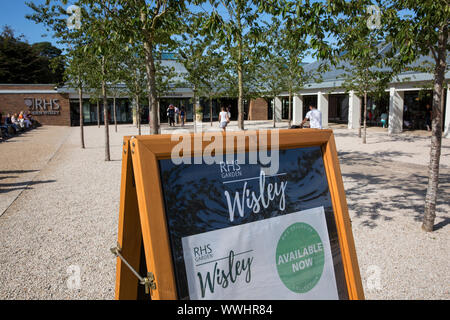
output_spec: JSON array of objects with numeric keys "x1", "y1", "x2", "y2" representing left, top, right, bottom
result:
[{"x1": 0, "y1": 84, "x2": 58, "y2": 86}]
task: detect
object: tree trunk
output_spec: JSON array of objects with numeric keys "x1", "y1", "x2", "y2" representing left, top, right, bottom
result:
[
  {"x1": 97, "y1": 100, "x2": 100, "y2": 128},
  {"x1": 237, "y1": 7, "x2": 244, "y2": 130},
  {"x1": 144, "y1": 42, "x2": 158, "y2": 135},
  {"x1": 210, "y1": 95, "x2": 213, "y2": 127},
  {"x1": 113, "y1": 96, "x2": 117, "y2": 133},
  {"x1": 273, "y1": 98, "x2": 276, "y2": 128},
  {"x1": 157, "y1": 100, "x2": 161, "y2": 134},
  {"x1": 288, "y1": 90, "x2": 292, "y2": 127},
  {"x1": 237, "y1": 65, "x2": 244, "y2": 130},
  {"x1": 362, "y1": 91, "x2": 367, "y2": 144},
  {"x1": 101, "y1": 58, "x2": 110, "y2": 162},
  {"x1": 422, "y1": 25, "x2": 447, "y2": 232},
  {"x1": 78, "y1": 86, "x2": 85, "y2": 149},
  {"x1": 358, "y1": 101, "x2": 362, "y2": 138},
  {"x1": 137, "y1": 95, "x2": 141, "y2": 136},
  {"x1": 140, "y1": 4, "x2": 159, "y2": 136},
  {"x1": 193, "y1": 87, "x2": 197, "y2": 133},
  {"x1": 102, "y1": 87, "x2": 110, "y2": 161},
  {"x1": 133, "y1": 72, "x2": 139, "y2": 129}
]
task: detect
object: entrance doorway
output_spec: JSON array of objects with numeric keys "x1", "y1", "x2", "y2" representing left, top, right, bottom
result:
[
  {"x1": 328, "y1": 94, "x2": 349, "y2": 124},
  {"x1": 403, "y1": 90, "x2": 433, "y2": 130},
  {"x1": 302, "y1": 95, "x2": 318, "y2": 119}
]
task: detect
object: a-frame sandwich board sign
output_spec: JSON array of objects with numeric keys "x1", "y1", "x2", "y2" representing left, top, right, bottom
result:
[{"x1": 113, "y1": 129, "x2": 364, "y2": 300}]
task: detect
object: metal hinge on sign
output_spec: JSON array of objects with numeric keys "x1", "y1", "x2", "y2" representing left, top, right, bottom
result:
[{"x1": 110, "y1": 243, "x2": 156, "y2": 295}]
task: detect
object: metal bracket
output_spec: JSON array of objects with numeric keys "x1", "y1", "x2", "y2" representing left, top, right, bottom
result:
[
  {"x1": 110, "y1": 243, "x2": 156, "y2": 295},
  {"x1": 142, "y1": 272, "x2": 157, "y2": 295}
]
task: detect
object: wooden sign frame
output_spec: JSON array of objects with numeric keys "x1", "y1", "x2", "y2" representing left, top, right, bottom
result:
[{"x1": 113, "y1": 129, "x2": 364, "y2": 300}]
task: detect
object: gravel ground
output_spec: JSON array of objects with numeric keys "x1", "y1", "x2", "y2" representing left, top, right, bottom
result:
[{"x1": 0, "y1": 121, "x2": 448, "y2": 300}]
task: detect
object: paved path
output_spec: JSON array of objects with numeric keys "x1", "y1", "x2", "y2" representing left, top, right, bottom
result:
[
  {"x1": 0, "y1": 122, "x2": 448, "y2": 299},
  {"x1": 0, "y1": 126, "x2": 71, "y2": 216}
]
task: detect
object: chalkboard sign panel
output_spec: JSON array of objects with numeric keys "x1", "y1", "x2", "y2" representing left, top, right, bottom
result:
[
  {"x1": 159, "y1": 147, "x2": 347, "y2": 299},
  {"x1": 113, "y1": 129, "x2": 364, "y2": 300}
]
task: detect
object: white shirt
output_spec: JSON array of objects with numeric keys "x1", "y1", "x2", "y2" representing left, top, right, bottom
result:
[
  {"x1": 305, "y1": 109, "x2": 322, "y2": 129},
  {"x1": 219, "y1": 111, "x2": 229, "y2": 124}
]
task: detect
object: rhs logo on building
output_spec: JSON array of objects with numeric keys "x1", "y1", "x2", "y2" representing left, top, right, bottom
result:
[{"x1": 24, "y1": 98, "x2": 61, "y2": 115}]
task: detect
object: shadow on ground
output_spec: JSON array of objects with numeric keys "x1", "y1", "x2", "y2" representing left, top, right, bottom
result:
[
  {"x1": 0, "y1": 170, "x2": 39, "y2": 175},
  {"x1": 0, "y1": 180, "x2": 57, "y2": 194},
  {"x1": 333, "y1": 129, "x2": 430, "y2": 144},
  {"x1": 339, "y1": 150, "x2": 450, "y2": 230}
]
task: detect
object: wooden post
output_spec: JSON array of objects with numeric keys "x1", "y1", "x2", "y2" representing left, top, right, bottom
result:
[{"x1": 114, "y1": 138, "x2": 146, "y2": 300}]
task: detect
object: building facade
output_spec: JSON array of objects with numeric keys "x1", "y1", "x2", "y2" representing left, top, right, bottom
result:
[
  {"x1": 0, "y1": 84, "x2": 71, "y2": 126},
  {"x1": 1, "y1": 55, "x2": 449, "y2": 138}
]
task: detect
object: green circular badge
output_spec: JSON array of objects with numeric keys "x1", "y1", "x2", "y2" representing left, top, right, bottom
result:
[{"x1": 276, "y1": 222, "x2": 325, "y2": 293}]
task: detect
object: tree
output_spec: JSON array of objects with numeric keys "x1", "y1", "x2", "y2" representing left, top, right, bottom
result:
[
  {"x1": 64, "y1": 46, "x2": 91, "y2": 149},
  {"x1": 255, "y1": 21, "x2": 285, "y2": 128},
  {"x1": 0, "y1": 25, "x2": 64, "y2": 84},
  {"x1": 155, "y1": 55, "x2": 179, "y2": 128},
  {"x1": 61, "y1": 16, "x2": 101, "y2": 149},
  {"x1": 115, "y1": 39, "x2": 147, "y2": 135},
  {"x1": 202, "y1": 0, "x2": 265, "y2": 130},
  {"x1": 176, "y1": 10, "x2": 226, "y2": 128},
  {"x1": 274, "y1": 0, "x2": 449, "y2": 231},
  {"x1": 27, "y1": 2, "x2": 91, "y2": 149},
  {"x1": 109, "y1": 83, "x2": 125, "y2": 133},
  {"x1": 103, "y1": 0, "x2": 189, "y2": 135},
  {"x1": 269, "y1": 17, "x2": 310, "y2": 127},
  {"x1": 28, "y1": 0, "x2": 124, "y2": 160},
  {"x1": 177, "y1": 15, "x2": 215, "y2": 132},
  {"x1": 80, "y1": 1, "x2": 122, "y2": 161},
  {"x1": 381, "y1": 0, "x2": 449, "y2": 231},
  {"x1": 32, "y1": 41, "x2": 65, "y2": 84},
  {"x1": 257, "y1": 62, "x2": 284, "y2": 128},
  {"x1": 336, "y1": 8, "x2": 393, "y2": 144},
  {"x1": 197, "y1": 45, "x2": 225, "y2": 127}
]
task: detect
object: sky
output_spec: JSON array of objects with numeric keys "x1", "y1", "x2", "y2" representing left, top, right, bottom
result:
[
  {"x1": 0, "y1": 0, "x2": 320, "y2": 62},
  {"x1": 0, "y1": 0, "x2": 58, "y2": 45}
]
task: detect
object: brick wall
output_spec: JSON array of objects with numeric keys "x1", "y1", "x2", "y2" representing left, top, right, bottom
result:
[
  {"x1": 248, "y1": 98, "x2": 268, "y2": 120},
  {"x1": 0, "y1": 85, "x2": 71, "y2": 126}
]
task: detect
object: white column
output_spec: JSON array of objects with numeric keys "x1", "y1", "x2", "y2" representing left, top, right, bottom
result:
[
  {"x1": 388, "y1": 87, "x2": 404, "y2": 134},
  {"x1": 444, "y1": 87, "x2": 450, "y2": 138},
  {"x1": 292, "y1": 94, "x2": 303, "y2": 124},
  {"x1": 348, "y1": 91, "x2": 361, "y2": 129},
  {"x1": 274, "y1": 97, "x2": 282, "y2": 122},
  {"x1": 318, "y1": 92, "x2": 329, "y2": 129}
]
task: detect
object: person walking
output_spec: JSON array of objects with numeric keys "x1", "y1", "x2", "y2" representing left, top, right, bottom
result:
[
  {"x1": 300, "y1": 105, "x2": 322, "y2": 129},
  {"x1": 219, "y1": 106, "x2": 230, "y2": 132},
  {"x1": 180, "y1": 106, "x2": 186, "y2": 127},
  {"x1": 174, "y1": 105, "x2": 179, "y2": 125},
  {"x1": 167, "y1": 104, "x2": 176, "y2": 127},
  {"x1": 380, "y1": 112, "x2": 388, "y2": 128}
]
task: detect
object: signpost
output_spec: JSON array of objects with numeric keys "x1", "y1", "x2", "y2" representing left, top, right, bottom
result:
[{"x1": 112, "y1": 129, "x2": 364, "y2": 300}]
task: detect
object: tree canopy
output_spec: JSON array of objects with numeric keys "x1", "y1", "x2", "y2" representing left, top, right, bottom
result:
[{"x1": 0, "y1": 25, "x2": 64, "y2": 84}]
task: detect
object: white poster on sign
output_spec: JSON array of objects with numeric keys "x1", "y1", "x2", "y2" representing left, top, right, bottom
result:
[{"x1": 181, "y1": 206, "x2": 339, "y2": 300}]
